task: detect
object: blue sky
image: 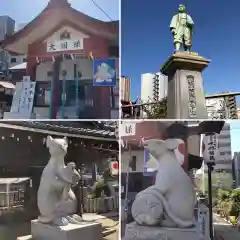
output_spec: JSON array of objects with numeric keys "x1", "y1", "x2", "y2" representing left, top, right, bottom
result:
[
  {"x1": 121, "y1": 0, "x2": 240, "y2": 103},
  {"x1": 0, "y1": 0, "x2": 119, "y2": 26}
]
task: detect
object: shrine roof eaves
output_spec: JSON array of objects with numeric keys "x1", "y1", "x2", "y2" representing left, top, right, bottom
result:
[
  {"x1": 0, "y1": 121, "x2": 117, "y2": 140},
  {"x1": 0, "y1": 5, "x2": 118, "y2": 47}
]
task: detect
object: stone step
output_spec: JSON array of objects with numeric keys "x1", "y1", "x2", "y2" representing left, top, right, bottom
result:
[
  {"x1": 17, "y1": 223, "x2": 118, "y2": 239},
  {"x1": 102, "y1": 228, "x2": 117, "y2": 237}
]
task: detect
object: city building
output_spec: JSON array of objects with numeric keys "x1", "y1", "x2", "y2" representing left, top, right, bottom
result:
[
  {"x1": 8, "y1": 54, "x2": 27, "y2": 69},
  {"x1": 232, "y1": 152, "x2": 240, "y2": 187},
  {"x1": 214, "y1": 123, "x2": 232, "y2": 172},
  {"x1": 0, "y1": 16, "x2": 15, "y2": 73},
  {"x1": 237, "y1": 108, "x2": 240, "y2": 119},
  {"x1": 0, "y1": 16, "x2": 15, "y2": 40},
  {"x1": 15, "y1": 23, "x2": 27, "y2": 32},
  {"x1": 120, "y1": 76, "x2": 131, "y2": 101},
  {"x1": 140, "y1": 72, "x2": 167, "y2": 102},
  {"x1": 0, "y1": 0, "x2": 119, "y2": 119},
  {"x1": 205, "y1": 94, "x2": 237, "y2": 119}
]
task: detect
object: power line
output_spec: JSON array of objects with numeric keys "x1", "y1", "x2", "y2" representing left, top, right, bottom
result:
[{"x1": 91, "y1": 0, "x2": 113, "y2": 21}]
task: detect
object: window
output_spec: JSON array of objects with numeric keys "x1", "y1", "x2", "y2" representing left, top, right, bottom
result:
[
  {"x1": 219, "y1": 151, "x2": 231, "y2": 155},
  {"x1": 11, "y1": 58, "x2": 16, "y2": 63},
  {"x1": 35, "y1": 82, "x2": 51, "y2": 106},
  {"x1": 130, "y1": 156, "x2": 137, "y2": 171},
  {"x1": 23, "y1": 58, "x2": 27, "y2": 62},
  {"x1": 219, "y1": 134, "x2": 231, "y2": 139},
  {"x1": 218, "y1": 142, "x2": 231, "y2": 148}
]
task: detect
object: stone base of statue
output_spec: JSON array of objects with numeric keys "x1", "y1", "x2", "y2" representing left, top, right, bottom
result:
[
  {"x1": 124, "y1": 222, "x2": 210, "y2": 240},
  {"x1": 17, "y1": 219, "x2": 102, "y2": 240},
  {"x1": 161, "y1": 51, "x2": 210, "y2": 119}
]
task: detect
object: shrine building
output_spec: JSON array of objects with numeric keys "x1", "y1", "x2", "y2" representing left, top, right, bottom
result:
[{"x1": 0, "y1": 0, "x2": 119, "y2": 119}]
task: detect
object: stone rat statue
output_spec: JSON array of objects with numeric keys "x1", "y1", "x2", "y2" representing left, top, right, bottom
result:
[
  {"x1": 37, "y1": 136, "x2": 82, "y2": 226},
  {"x1": 131, "y1": 138, "x2": 196, "y2": 228}
]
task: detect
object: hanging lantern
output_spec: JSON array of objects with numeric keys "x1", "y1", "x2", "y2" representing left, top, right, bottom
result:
[{"x1": 202, "y1": 134, "x2": 219, "y2": 164}]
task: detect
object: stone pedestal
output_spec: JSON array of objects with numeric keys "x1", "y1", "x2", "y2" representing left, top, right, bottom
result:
[
  {"x1": 124, "y1": 222, "x2": 210, "y2": 240},
  {"x1": 161, "y1": 52, "x2": 210, "y2": 119},
  {"x1": 17, "y1": 220, "x2": 102, "y2": 240}
]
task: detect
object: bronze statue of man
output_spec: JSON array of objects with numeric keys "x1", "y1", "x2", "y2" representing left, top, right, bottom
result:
[{"x1": 170, "y1": 4, "x2": 194, "y2": 52}]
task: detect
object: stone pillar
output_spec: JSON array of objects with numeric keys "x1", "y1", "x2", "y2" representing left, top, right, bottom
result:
[{"x1": 161, "y1": 52, "x2": 210, "y2": 119}]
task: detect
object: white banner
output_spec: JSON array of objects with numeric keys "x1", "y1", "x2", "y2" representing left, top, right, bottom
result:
[
  {"x1": 8, "y1": 76, "x2": 36, "y2": 119},
  {"x1": 120, "y1": 122, "x2": 136, "y2": 137},
  {"x1": 47, "y1": 39, "x2": 83, "y2": 52},
  {"x1": 10, "y1": 82, "x2": 23, "y2": 113},
  {"x1": 202, "y1": 134, "x2": 219, "y2": 164}
]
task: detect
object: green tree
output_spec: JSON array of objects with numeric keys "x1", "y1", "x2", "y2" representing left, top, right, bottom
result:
[{"x1": 142, "y1": 98, "x2": 167, "y2": 119}]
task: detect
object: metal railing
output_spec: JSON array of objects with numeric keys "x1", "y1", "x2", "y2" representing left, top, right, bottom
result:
[
  {"x1": 84, "y1": 196, "x2": 119, "y2": 213},
  {"x1": 121, "y1": 102, "x2": 238, "y2": 119},
  {"x1": 0, "y1": 190, "x2": 24, "y2": 209},
  {"x1": 121, "y1": 100, "x2": 167, "y2": 119}
]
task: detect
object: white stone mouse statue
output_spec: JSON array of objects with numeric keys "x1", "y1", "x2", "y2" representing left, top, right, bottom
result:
[
  {"x1": 131, "y1": 138, "x2": 196, "y2": 228},
  {"x1": 37, "y1": 136, "x2": 82, "y2": 226}
]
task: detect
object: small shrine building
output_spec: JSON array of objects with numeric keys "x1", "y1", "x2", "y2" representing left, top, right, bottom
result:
[{"x1": 1, "y1": 0, "x2": 119, "y2": 119}]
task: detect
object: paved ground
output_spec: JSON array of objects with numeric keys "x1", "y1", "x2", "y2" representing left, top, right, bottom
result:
[
  {"x1": 214, "y1": 214, "x2": 240, "y2": 240},
  {"x1": 0, "y1": 212, "x2": 119, "y2": 240},
  {"x1": 83, "y1": 212, "x2": 119, "y2": 240},
  {"x1": 103, "y1": 229, "x2": 119, "y2": 240}
]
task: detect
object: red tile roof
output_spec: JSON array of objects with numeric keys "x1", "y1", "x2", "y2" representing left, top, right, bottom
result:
[{"x1": 1, "y1": 0, "x2": 118, "y2": 46}]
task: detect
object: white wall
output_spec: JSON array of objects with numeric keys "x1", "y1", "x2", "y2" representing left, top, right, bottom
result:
[
  {"x1": 141, "y1": 72, "x2": 167, "y2": 102},
  {"x1": 141, "y1": 73, "x2": 155, "y2": 101},
  {"x1": 158, "y1": 73, "x2": 168, "y2": 100},
  {"x1": 60, "y1": 59, "x2": 92, "y2": 80},
  {"x1": 36, "y1": 61, "x2": 53, "y2": 81},
  {"x1": 35, "y1": 59, "x2": 93, "y2": 81}
]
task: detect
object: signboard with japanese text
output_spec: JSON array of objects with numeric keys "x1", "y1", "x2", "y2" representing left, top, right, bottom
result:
[
  {"x1": 197, "y1": 203, "x2": 210, "y2": 238},
  {"x1": 202, "y1": 134, "x2": 219, "y2": 164},
  {"x1": 19, "y1": 79, "x2": 36, "y2": 117},
  {"x1": 93, "y1": 59, "x2": 116, "y2": 87},
  {"x1": 47, "y1": 39, "x2": 83, "y2": 52},
  {"x1": 10, "y1": 82, "x2": 23, "y2": 113},
  {"x1": 6, "y1": 76, "x2": 36, "y2": 119},
  {"x1": 120, "y1": 122, "x2": 136, "y2": 137}
]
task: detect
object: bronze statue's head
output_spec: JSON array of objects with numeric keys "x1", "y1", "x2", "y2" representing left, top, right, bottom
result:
[{"x1": 178, "y1": 4, "x2": 186, "y2": 13}]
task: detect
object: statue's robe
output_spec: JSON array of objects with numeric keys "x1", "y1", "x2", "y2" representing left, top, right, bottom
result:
[{"x1": 170, "y1": 13, "x2": 194, "y2": 46}]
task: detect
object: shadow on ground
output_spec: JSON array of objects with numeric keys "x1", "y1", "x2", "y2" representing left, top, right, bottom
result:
[{"x1": 0, "y1": 222, "x2": 30, "y2": 240}]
